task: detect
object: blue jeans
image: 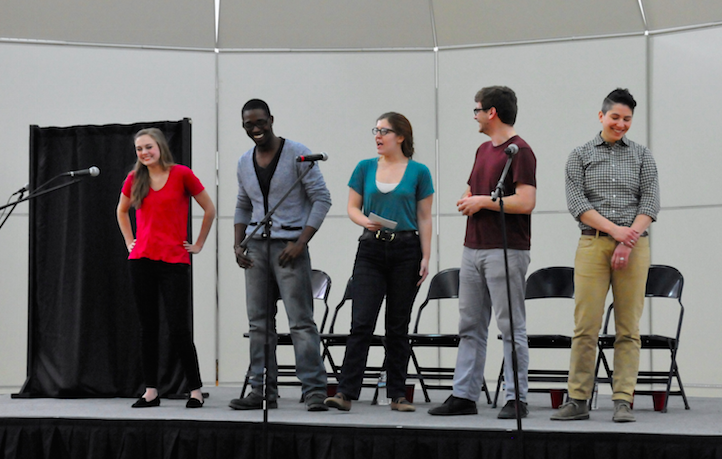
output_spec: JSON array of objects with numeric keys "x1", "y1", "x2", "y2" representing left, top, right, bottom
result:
[
  {"x1": 244, "y1": 238, "x2": 326, "y2": 399},
  {"x1": 337, "y1": 233, "x2": 422, "y2": 400},
  {"x1": 453, "y1": 247, "x2": 530, "y2": 402}
]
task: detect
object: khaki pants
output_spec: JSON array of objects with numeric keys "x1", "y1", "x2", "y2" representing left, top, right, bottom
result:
[{"x1": 567, "y1": 234, "x2": 650, "y2": 403}]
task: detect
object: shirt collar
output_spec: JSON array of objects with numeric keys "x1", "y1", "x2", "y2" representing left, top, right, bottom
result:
[{"x1": 594, "y1": 132, "x2": 630, "y2": 148}]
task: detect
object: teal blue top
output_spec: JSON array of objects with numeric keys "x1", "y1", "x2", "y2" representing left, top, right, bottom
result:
[{"x1": 348, "y1": 158, "x2": 434, "y2": 231}]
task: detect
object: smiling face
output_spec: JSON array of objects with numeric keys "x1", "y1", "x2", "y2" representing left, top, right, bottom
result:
[
  {"x1": 374, "y1": 118, "x2": 404, "y2": 157},
  {"x1": 599, "y1": 103, "x2": 633, "y2": 144},
  {"x1": 242, "y1": 108, "x2": 274, "y2": 147},
  {"x1": 135, "y1": 135, "x2": 161, "y2": 168}
]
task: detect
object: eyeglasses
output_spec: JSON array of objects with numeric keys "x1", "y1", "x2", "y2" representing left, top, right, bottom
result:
[
  {"x1": 372, "y1": 128, "x2": 396, "y2": 136},
  {"x1": 473, "y1": 107, "x2": 490, "y2": 115},
  {"x1": 243, "y1": 119, "x2": 270, "y2": 130}
]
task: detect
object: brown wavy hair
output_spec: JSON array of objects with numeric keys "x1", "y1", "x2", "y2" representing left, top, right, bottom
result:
[
  {"x1": 130, "y1": 128, "x2": 175, "y2": 208},
  {"x1": 377, "y1": 112, "x2": 414, "y2": 158}
]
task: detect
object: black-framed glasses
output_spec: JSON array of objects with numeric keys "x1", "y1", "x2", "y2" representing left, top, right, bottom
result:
[
  {"x1": 473, "y1": 107, "x2": 490, "y2": 115},
  {"x1": 372, "y1": 128, "x2": 396, "y2": 136},
  {"x1": 243, "y1": 118, "x2": 270, "y2": 130}
]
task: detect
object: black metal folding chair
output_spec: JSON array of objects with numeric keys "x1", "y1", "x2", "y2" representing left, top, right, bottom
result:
[
  {"x1": 492, "y1": 266, "x2": 575, "y2": 407},
  {"x1": 593, "y1": 264, "x2": 689, "y2": 412},
  {"x1": 409, "y1": 268, "x2": 491, "y2": 404}
]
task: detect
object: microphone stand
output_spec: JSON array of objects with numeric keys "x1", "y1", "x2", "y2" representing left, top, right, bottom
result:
[
  {"x1": 0, "y1": 179, "x2": 82, "y2": 230},
  {"x1": 237, "y1": 160, "x2": 319, "y2": 459},
  {"x1": 491, "y1": 153, "x2": 524, "y2": 439}
]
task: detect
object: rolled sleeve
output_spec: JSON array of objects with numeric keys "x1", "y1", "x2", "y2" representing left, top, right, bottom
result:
[
  {"x1": 637, "y1": 148, "x2": 660, "y2": 221},
  {"x1": 565, "y1": 149, "x2": 594, "y2": 220}
]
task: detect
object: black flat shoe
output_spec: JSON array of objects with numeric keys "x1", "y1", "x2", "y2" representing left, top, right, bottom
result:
[
  {"x1": 186, "y1": 397, "x2": 204, "y2": 408},
  {"x1": 132, "y1": 396, "x2": 160, "y2": 408}
]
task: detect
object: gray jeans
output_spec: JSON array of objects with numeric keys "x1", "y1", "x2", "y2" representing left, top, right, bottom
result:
[
  {"x1": 452, "y1": 247, "x2": 530, "y2": 402},
  {"x1": 244, "y1": 238, "x2": 327, "y2": 399}
]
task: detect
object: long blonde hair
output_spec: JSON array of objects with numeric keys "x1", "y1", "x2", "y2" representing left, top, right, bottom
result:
[{"x1": 130, "y1": 128, "x2": 176, "y2": 208}]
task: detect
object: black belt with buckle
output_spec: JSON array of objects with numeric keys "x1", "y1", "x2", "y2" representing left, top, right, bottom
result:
[
  {"x1": 360, "y1": 229, "x2": 419, "y2": 242},
  {"x1": 581, "y1": 229, "x2": 648, "y2": 237}
]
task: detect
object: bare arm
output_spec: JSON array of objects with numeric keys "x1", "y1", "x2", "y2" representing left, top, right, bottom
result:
[
  {"x1": 347, "y1": 188, "x2": 382, "y2": 231},
  {"x1": 416, "y1": 194, "x2": 433, "y2": 286},
  {"x1": 184, "y1": 190, "x2": 216, "y2": 254},
  {"x1": 456, "y1": 183, "x2": 536, "y2": 216},
  {"x1": 116, "y1": 193, "x2": 135, "y2": 253}
]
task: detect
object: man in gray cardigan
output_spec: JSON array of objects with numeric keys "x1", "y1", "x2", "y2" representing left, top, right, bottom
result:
[{"x1": 230, "y1": 99, "x2": 332, "y2": 412}]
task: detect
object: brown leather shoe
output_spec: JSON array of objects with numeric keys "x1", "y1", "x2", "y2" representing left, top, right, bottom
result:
[
  {"x1": 391, "y1": 397, "x2": 416, "y2": 412},
  {"x1": 324, "y1": 392, "x2": 352, "y2": 411}
]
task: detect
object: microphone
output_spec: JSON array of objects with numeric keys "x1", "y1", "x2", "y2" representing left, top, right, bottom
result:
[
  {"x1": 65, "y1": 166, "x2": 101, "y2": 177},
  {"x1": 296, "y1": 153, "x2": 328, "y2": 162},
  {"x1": 12, "y1": 183, "x2": 30, "y2": 195},
  {"x1": 504, "y1": 144, "x2": 519, "y2": 157}
]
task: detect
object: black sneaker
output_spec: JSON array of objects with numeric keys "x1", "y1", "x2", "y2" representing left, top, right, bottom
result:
[
  {"x1": 229, "y1": 392, "x2": 278, "y2": 410},
  {"x1": 428, "y1": 395, "x2": 477, "y2": 416},
  {"x1": 497, "y1": 400, "x2": 528, "y2": 419}
]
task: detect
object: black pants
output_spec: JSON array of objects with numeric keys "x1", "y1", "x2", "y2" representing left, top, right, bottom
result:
[
  {"x1": 337, "y1": 234, "x2": 422, "y2": 400},
  {"x1": 128, "y1": 258, "x2": 202, "y2": 391}
]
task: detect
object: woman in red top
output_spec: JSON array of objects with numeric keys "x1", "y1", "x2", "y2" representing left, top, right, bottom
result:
[{"x1": 116, "y1": 128, "x2": 215, "y2": 408}]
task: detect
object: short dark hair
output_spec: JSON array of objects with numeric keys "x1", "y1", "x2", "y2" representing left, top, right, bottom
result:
[
  {"x1": 474, "y1": 86, "x2": 518, "y2": 126},
  {"x1": 242, "y1": 99, "x2": 271, "y2": 117},
  {"x1": 377, "y1": 112, "x2": 414, "y2": 158},
  {"x1": 602, "y1": 88, "x2": 637, "y2": 114}
]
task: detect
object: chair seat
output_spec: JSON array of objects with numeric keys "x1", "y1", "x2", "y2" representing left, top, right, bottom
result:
[
  {"x1": 322, "y1": 333, "x2": 384, "y2": 346},
  {"x1": 409, "y1": 334, "x2": 460, "y2": 347},
  {"x1": 495, "y1": 333, "x2": 572, "y2": 348},
  {"x1": 598, "y1": 334, "x2": 676, "y2": 349}
]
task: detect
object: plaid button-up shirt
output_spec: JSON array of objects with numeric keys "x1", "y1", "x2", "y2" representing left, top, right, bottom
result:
[{"x1": 565, "y1": 133, "x2": 660, "y2": 231}]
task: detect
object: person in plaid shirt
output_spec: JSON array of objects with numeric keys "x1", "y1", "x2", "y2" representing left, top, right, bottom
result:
[{"x1": 552, "y1": 88, "x2": 660, "y2": 423}]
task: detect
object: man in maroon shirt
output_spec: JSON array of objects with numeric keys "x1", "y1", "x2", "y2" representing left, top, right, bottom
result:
[{"x1": 429, "y1": 86, "x2": 537, "y2": 419}]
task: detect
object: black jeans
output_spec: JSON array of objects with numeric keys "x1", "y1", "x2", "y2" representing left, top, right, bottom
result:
[
  {"x1": 128, "y1": 258, "x2": 202, "y2": 391},
  {"x1": 337, "y1": 234, "x2": 422, "y2": 400}
]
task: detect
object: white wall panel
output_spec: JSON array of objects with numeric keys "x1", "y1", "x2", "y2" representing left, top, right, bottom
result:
[
  {"x1": 651, "y1": 27, "x2": 722, "y2": 208},
  {"x1": 0, "y1": 42, "x2": 218, "y2": 388},
  {"x1": 437, "y1": 37, "x2": 648, "y2": 217}
]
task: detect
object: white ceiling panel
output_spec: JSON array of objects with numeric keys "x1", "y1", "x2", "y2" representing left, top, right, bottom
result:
[
  {"x1": 433, "y1": 0, "x2": 645, "y2": 47},
  {"x1": 218, "y1": 0, "x2": 435, "y2": 49},
  {"x1": 0, "y1": 0, "x2": 215, "y2": 48},
  {"x1": 644, "y1": 0, "x2": 722, "y2": 31}
]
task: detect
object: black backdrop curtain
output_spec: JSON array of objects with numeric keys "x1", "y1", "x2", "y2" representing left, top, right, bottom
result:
[{"x1": 16, "y1": 119, "x2": 193, "y2": 398}]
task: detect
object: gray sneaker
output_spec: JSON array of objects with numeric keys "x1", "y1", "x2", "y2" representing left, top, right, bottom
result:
[
  {"x1": 550, "y1": 398, "x2": 589, "y2": 421},
  {"x1": 229, "y1": 391, "x2": 278, "y2": 410},
  {"x1": 305, "y1": 393, "x2": 329, "y2": 412},
  {"x1": 612, "y1": 400, "x2": 636, "y2": 423}
]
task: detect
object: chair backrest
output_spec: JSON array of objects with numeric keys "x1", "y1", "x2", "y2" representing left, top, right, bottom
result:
[
  {"x1": 602, "y1": 265, "x2": 684, "y2": 335},
  {"x1": 413, "y1": 268, "x2": 460, "y2": 333},
  {"x1": 328, "y1": 276, "x2": 353, "y2": 333},
  {"x1": 525, "y1": 266, "x2": 574, "y2": 300},
  {"x1": 310, "y1": 269, "x2": 332, "y2": 333},
  {"x1": 645, "y1": 265, "x2": 683, "y2": 300}
]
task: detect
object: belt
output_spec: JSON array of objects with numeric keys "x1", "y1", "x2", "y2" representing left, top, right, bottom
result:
[
  {"x1": 581, "y1": 229, "x2": 648, "y2": 237},
  {"x1": 360, "y1": 229, "x2": 419, "y2": 242}
]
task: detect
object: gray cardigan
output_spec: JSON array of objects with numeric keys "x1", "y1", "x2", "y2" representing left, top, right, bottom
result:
[{"x1": 234, "y1": 139, "x2": 332, "y2": 240}]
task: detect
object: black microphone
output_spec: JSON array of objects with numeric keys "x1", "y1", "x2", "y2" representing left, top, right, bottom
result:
[
  {"x1": 296, "y1": 153, "x2": 328, "y2": 162},
  {"x1": 65, "y1": 166, "x2": 101, "y2": 177},
  {"x1": 504, "y1": 144, "x2": 519, "y2": 157}
]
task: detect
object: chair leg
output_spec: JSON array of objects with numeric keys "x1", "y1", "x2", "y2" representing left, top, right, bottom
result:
[
  {"x1": 410, "y1": 348, "x2": 431, "y2": 403},
  {"x1": 481, "y1": 378, "x2": 492, "y2": 405},
  {"x1": 241, "y1": 363, "x2": 252, "y2": 398},
  {"x1": 492, "y1": 359, "x2": 505, "y2": 408}
]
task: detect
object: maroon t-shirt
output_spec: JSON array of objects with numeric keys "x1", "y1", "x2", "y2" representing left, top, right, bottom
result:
[{"x1": 464, "y1": 135, "x2": 537, "y2": 250}]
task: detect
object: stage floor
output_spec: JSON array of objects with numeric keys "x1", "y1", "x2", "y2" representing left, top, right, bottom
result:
[{"x1": 1, "y1": 385, "x2": 717, "y2": 436}]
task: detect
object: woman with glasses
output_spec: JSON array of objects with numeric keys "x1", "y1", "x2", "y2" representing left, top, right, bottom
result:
[
  {"x1": 117, "y1": 128, "x2": 215, "y2": 409},
  {"x1": 325, "y1": 112, "x2": 434, "y2": 412}
]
